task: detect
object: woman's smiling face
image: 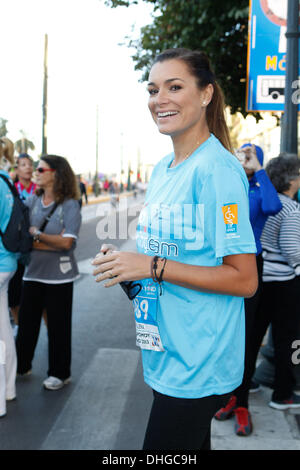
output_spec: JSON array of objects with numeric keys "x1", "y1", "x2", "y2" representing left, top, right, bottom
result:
[{"x1": 147, "y1": 59, "x2": 212, "y2": 138}]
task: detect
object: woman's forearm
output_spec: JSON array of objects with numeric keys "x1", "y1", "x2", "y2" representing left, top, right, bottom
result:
[
  {"x1": 36, "y1": 233, "x2": 74, "y2": 251},
  {"x1": 33, "y1": 240, "x2": 57, "y2": 251},
  {"x1": 92, "y1": 251, "x2": 258, "y2": 298},
  {"x1": 161, "y1": 255, "x2": 258, "y2": 298}
]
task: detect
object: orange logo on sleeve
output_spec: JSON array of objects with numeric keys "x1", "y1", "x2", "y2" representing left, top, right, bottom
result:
[{"x1": 222, "y1": 204, "x2": 238, "y2": 233}]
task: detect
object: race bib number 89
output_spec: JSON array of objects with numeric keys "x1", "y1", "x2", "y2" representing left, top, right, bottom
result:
[{"x1": 133, "y1": 279, "x2": 165, "y2": 352}]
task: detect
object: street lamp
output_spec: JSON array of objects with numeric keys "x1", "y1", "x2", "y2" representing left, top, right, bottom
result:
[
  {"x1": 94, "y1": 104, "x2": 100, "y2": 197},
  {"x1": 120, "y1": 132, "x2": 124, "y2": 192},
  {"x1": 42, "y1": 34, "x2": 48, "y2": 155}
]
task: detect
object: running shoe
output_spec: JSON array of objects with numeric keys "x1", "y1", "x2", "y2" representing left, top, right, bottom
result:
[
  {"x1": 269, "y1": 393, "x2": 300, "y2": 410},
  {"x1": 43, "y1": 376, "x2": 71, "y2": 391},
  {"x1": 249, "y1": 380, "x2": 261, "y2": 393},
  {"x1": 234, "y1": 407, "x2": 253, "y2": 436},
  {"x1": 17, "y1": 369, "x2": 32, "y2": 377},
  {"x1": 214, "y1": 395, "x2": 237, "y2": 420}
]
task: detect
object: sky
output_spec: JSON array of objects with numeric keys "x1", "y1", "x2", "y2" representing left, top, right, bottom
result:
[{"x1": 0, "y1": 0, "x2": 173, "y2": 177}]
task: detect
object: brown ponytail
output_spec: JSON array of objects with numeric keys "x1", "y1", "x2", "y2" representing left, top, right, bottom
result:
[
  {"x1": 152, "y1": 48, "x2": 233, "y2": 154},
  {"x1": 206, "y1": 81, "x2": 233, "y2": 153}
]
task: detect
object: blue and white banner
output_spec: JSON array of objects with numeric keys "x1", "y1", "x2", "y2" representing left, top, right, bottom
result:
[{"x1": 246, "y1": 0, "x2": 300, "y2": 111}]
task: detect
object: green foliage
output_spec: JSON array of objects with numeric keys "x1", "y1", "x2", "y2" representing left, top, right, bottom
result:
[
  {"x1": 105, "y1": 0, "x2": 254, "y2": 116},
  {"x1": 0, "y1": 118, "x2": 8, "y2": 138}
]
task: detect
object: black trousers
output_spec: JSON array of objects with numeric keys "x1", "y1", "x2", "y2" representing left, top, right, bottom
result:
[
  {"x1": 143, "y1": 390, "x2": 230, "y2": 450},
  {"x1": 8, "y1": 261, "x2": 25, "y2": 308},
  {"x1": 234, "y1": 254, "x2": 263, "y2": 407},
  {"x1": 235, "y1": 255, "x2": 299, "y2": 405},
  {"x1": 16, "y1": 281, "x2": 73, "y2": 380}
]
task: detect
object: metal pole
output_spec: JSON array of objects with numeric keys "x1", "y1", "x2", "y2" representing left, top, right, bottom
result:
[
  {"x1": 280, "y1": 0, "x2": 299, "y2": 155},
  {"x1": 127, "y1": 160, "x2": 131, "y2": 191},
  {"x1": 42, "y1": 34, "x2": 48, "y2": 155},
  {"x1": 120, "y1": 132, "x2": 124, "y2": 193},
  {"x1": 94, "y1": 105, "x2": 100, "y2": 197}
]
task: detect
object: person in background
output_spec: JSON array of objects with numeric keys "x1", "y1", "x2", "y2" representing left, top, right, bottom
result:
[
  {"x1": 92, "y1": 48, "x2": 258, "y2": 450},
  {"x1": 78, "y1": 175, "x2": 88, "y2": 208},
  {"x1": 0, "y1": 137, "x2": 18, "y2": 417},
  {"x1": 103, "y1": 179, "x2": 109, "y2": 192},
  {"x1": 14, "y1": 153, "x2": 37, "y2": 201},
  {"x1": 258, "y1": 155, "x2": 300, "y2": 410},
  {"x1": 214, "y1": 143, "x2": 282, "y2": 436},
  {"x1": 16, "y1": 155, "x2": 81, "y2": 391},
  {"x1": 8, "y1": 154, "x2": 37, "y2": 332},
  {"x1": 109, "y1": 180, "x2": 119, "y2": 208}
]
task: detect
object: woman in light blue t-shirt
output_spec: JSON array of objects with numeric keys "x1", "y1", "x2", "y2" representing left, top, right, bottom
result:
[{"x1": 92, "y1": 48, "x2": 258, "y2": 450}]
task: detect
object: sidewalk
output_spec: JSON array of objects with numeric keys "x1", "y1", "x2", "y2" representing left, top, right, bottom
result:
[
  {"x1": 211, "y1": 378, "x2": 300, "y2": 450},
  {"x1": 82, "y1": 190, "x2": 136, "y2": 206}
]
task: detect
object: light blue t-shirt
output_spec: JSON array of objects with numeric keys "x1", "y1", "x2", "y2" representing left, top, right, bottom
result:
[
  {"x1": 0, "y1": 170, "x2": 18, "y2": 272},
  {"x1": 135, "y1": 134, "x2": 256, "y2": 399}
]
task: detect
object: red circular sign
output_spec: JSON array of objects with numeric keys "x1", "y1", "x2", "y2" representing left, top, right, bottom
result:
[{"x1": 260, "y1": 0, "x2": 287, "y2": 26}]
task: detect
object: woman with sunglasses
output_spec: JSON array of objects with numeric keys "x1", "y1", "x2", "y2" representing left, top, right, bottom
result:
[
  {"x1": 8, "y1": 153, "x2": 37, "y2": 332},
  {"x1": 16, "y1": 155, "x2": 81, "y2": 391},
  {"x1": 92, "y1": 49, "x2": 258, "y2": 450}
]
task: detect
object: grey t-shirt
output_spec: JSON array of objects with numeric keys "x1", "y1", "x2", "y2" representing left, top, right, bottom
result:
[{"x1": 23, "y1": 195, "x2": 82, "y2": 283}]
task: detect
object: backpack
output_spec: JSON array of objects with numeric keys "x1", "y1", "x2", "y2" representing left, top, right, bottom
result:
[{"x1": 0, "y1": 174, "x2": 33, "y2": 254}]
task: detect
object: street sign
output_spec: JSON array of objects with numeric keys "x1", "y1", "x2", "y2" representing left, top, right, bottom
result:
[{"x1": 246, "y1": 0, "x2": 300, "y2": 112}]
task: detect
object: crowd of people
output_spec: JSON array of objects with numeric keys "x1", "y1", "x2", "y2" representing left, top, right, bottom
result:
[
  {"x1": 0, "y1": 46, "x2": 300, "y2": 450},
  {"x1": 214, "y1": 145, "x2": 300, "y2": 436},
  {"x1": 0, "y1": 140, "x2": 81, "y2": 417}
]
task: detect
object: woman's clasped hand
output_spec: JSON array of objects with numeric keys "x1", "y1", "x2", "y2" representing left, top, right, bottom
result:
[{"x1": 92, "y1": 244, "x2": 151, "y2": 286}]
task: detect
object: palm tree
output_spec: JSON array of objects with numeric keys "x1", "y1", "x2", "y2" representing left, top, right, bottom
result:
[{"x1": 15, "y1": 130, "x2": 35, "y2": 155}]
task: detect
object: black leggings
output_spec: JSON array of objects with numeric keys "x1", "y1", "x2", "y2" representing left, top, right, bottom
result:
[{"x1": 142, "y1": 390, "x2": 230, "y2": 450}]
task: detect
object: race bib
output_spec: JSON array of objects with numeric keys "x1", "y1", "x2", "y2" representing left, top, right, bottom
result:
[{"x1": 133, "y1": 279, "x2": 165, "y2": 352}]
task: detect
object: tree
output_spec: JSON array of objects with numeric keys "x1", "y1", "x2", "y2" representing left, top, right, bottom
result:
[
  {"x1": 105, "y1": 0, "x2": 252, "y2": 116},
  {"x1": 0, "y1": 118, "x2": 8, "y2": 138},
  {"x1": 14, "y1": 130, "x2": 35, "y2": 155}
]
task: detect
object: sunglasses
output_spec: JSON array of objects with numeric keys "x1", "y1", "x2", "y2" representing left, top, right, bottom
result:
[
  {"x1": 36, "y1": 168, "x2": 55, "y2": 173},
  {"x1": 120, "y1": 281, "x2": 142, "y2": 300}
]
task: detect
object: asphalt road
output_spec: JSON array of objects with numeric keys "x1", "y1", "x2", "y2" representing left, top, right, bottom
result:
[{"x1": 0, "y1": 194, "x2": 153, "y2": 452}]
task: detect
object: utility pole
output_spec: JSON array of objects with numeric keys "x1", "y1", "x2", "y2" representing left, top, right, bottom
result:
[
  {"x1": 120, "y1": 132, "x2": 124, "y2": 192},
  {"x1": 280, "y1": 0, "x2": 299, "y2": 155},
  {"x1": 42, "y1": 33, "x2": 48, "y2": 155},
  {"x1": 127, "y1": 160, "x2": 131, "y2": 191},
  {"x1": 137, "y1": 146, "x2": 141, "y2": 181},
  {"x1": 94, "y1": 104, "x2": 100, "y2": 197}
]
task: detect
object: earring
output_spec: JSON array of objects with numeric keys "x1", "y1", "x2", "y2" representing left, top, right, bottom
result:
[{"x1": 203, "y1": 101, "x2": 206, "y2": 105}]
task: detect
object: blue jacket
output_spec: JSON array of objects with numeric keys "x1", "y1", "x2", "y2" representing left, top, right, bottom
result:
[
  {"x1": 249, "y1": 169, "x2": 282, "y2": 254},
  {"x1": 0, "y1": 169, "x2": 18, "y2": 272},
  {"x1": 241, "y1": 143, "x2": 282, "y2": 255}
]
